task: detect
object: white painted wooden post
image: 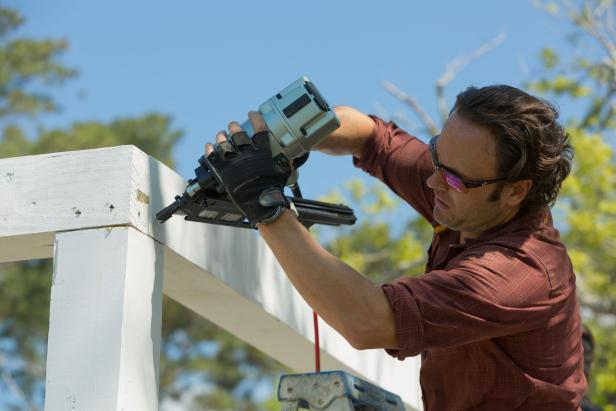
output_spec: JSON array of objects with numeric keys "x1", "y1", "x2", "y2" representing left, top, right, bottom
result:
[{"x1": 44, "y1": 227, "x2": 163, "y2": 411}]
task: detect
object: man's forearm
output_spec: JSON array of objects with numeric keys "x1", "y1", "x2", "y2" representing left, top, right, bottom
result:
[
  {"x1": 314, "y1": 106, "x2": 375, "y2": 160},
  {"x1": 257, "y1": 210, "x2": 397, "y2": 350}
]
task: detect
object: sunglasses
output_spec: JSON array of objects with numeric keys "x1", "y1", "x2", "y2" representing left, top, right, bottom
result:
[{"x1": 429, "y1": 135, "x2": 507, "y2": 193}]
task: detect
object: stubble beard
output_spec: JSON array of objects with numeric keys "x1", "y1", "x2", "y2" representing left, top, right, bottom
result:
[{"x1": 433, "y1": 188, "x2": 507, "y2": 235}]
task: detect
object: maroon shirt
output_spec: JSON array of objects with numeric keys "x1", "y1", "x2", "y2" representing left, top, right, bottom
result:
[{"x1": 354, "y1": 117, "x2": 586, "y2": 410}]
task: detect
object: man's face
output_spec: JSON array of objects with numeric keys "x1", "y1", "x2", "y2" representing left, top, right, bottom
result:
[{"x1": 426, "y1": 113, "x2": 518, "y2": 240}]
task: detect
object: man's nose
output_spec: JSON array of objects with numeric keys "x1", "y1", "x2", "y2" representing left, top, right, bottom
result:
[{"x1": 426, "y1": 169, "x2": 447, "y2": 191}]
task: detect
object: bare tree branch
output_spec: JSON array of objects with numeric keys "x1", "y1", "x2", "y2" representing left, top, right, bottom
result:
[
  {"x1": 435, "y1": 32, "x2": 508, "y2": 121},
  {"x1": 392, "y1": 111, "x2": 417, "y2": 132},
  {"x1": 593, "y1": 0, "x2": 616, "y2": 43},
  {"x1": 581, "y1": 298, "x2": 616, "y2": 317},
  {"x1": 372, "y1": 102, "x2": 417, "y2": 132},
  {"x1": 381, "y1": 80, "x2": 439, "y2": 136},
  {"x1": 358, "y1": 249, "x2": 391, "y2": 263},
  {"x1": 564, "y1": 0, "x2": 616, "y2": 65},
  {"x1": 607, "y1": 1, "x2": 616, "y2": 42},
  {"x1": 0, "y1": 353, "x2": 36, "y2": 411}
]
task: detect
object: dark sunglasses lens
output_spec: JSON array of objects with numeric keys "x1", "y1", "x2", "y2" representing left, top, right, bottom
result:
[{"x1": 443, "y1": 170, "x2": 466, "y2": 193}]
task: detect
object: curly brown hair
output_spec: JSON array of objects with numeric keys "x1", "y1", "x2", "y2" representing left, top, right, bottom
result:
[{"x1": 452, "y1": 85, "x2": 574, "y2": 214}]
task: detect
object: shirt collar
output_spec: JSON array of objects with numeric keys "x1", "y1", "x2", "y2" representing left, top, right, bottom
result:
[{"x1": 449, "y1": 208, "x2": 548, "y2": 249}]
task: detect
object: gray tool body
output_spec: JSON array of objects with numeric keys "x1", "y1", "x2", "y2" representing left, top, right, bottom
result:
[{"x1": 156, "y1": 77, "x2": 357, "y2": 229}]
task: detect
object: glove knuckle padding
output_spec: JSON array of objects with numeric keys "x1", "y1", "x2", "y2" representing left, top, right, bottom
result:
[
  {"x1": 230, "y1": 131, "x2": 251, "y2": 148},
  {"x1": 205, "y1": 138, "x2": 290, "y2": 226},
  {"x1": 215, "y1": 140, "x2": 236, "y2": 158},
  {"x1": 251, "y1": 131, "x2": 271, "y2": 150}
]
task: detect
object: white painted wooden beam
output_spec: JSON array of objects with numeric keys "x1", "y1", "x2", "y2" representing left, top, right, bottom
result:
[
  {"x1": 44, "y1": 226, "x2": 163, "y2": 411},
  {"x1": 0, "y1": 146, "x2": 422, "y2": 410}
]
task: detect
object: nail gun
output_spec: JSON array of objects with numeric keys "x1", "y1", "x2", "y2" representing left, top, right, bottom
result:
[{"x1": 156, "y1": 76, "x2": 357, "y2": 229}]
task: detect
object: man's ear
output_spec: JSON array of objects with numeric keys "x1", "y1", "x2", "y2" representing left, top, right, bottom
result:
[{"x1": 504, "y1": 179, "x2": 533, "y2": 207}]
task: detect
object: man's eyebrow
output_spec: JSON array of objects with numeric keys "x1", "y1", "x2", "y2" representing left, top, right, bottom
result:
[
  {"x1": 440, "y1": 162, "x2": 468, "y2": 179},
  {"x1": 435, "y1": 142, "x2": 468, "y2": 178}
]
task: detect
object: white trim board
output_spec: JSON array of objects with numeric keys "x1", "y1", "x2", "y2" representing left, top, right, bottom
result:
[{"x1": 0, "y1": 146, "x2": 422, "y2": 410}]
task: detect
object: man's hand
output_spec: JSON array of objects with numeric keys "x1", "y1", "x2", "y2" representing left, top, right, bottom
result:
[{"x1": 205, "y1": 111, "x2": 291, "y2": 227}]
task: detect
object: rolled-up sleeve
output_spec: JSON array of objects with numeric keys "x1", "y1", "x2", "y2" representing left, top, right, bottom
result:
[
  {"x1": 381, "y1": 282, "x2": 425, "y2": 359},
  {"x1": 353, "y1": 115, "x2": 436, "y2": 223},
  {"x1": 380, "y1": 246, "x2": 558, "y2": 359}
]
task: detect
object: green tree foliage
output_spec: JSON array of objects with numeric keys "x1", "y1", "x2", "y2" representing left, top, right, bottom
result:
[
  {"x1": 318, "y1": 179, "x2": 432, "y2": 283},
  {"x1": 158, "y1": 300, "x2": 288, "y2": 410},
  {"x1": 0, "y1": 7, "x2": 76, "y2": 121},
  {"x1": 1, "y1": 115, "x2": 182, "y2": 167},
  {"x1": 0, "y1": 6, "x2": 286, "y2": 410}
]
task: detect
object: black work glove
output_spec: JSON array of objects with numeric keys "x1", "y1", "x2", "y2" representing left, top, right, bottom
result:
[{"x1": 204, "y1": 130, "x2": 292, "y2": 227}]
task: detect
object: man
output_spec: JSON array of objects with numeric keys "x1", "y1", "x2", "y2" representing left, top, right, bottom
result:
[{"x1": 205, "y1": 85, "x2": 586, "y2": 410}]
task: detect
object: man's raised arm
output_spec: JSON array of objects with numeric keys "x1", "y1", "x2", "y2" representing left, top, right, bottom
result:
[
  {"x1": 313, "y1": 106, "x2": 375, "y2": 160},
  {"x1": 204, "y1": 110, "x2": 397, "y2": 351}
]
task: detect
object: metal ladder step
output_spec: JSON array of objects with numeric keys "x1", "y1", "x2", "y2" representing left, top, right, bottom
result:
[{"x1": 277, "y1": 370, "x2": 405, "y2": 411}]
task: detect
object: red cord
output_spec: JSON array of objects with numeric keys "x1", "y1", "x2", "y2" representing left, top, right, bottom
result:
[{"x1": 313, "y1": 310, "x2": 321, "y2": 372}]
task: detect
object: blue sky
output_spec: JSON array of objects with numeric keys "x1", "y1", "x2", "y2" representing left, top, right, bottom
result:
[{"x1": 9, "y1": 0, "x2": 576, "y2": 201}]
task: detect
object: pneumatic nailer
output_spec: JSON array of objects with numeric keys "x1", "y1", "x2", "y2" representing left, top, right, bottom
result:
[{"x1": 156, "y1": 77, "x2": 357, "y2": 229}]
